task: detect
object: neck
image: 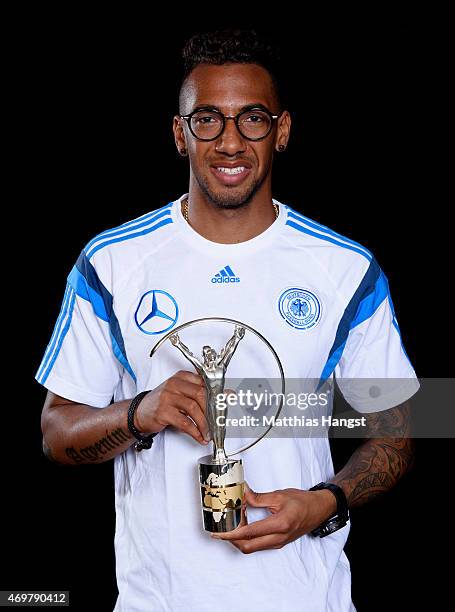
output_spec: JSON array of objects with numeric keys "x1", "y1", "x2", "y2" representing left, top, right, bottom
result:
[{"x1": 183, "y1": 179, "x2": 277, "y2": 244}]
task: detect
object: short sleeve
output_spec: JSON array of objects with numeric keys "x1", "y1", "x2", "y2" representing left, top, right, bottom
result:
[
  {"x1": 330, "y1": 259, "x2": 420, "y2": 412},
  {"x1": 35, "y1": 250, "x2": 132, "y2": 408}
]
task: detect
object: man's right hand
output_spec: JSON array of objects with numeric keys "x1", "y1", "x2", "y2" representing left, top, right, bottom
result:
[{"x1": 134, "y1": 371, "x2": 210, "y2": 445}]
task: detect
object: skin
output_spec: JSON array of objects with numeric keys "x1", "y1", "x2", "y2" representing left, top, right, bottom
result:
[
  {"x1": 41, "y1": 371, "x2": 210, "y2": 465},
  {"x1": 173, "y1": 63, "x2": 291, "y2": 244},
  {"x1": 213, "y1": 402, "x2": 414, "y2": 553},
  {"x1": 41, "y1": 61, "x2": 415, "y2": 556}
]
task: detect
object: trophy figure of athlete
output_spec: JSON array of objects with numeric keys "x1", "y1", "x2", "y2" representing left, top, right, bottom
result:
[{"x1": 170, "y1": 325, "x2": 245, "y2": 463}]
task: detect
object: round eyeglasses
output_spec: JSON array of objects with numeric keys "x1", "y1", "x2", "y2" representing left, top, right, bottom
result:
[{"x1": 180, "y1": 107, "x2": 281, "y2": 142}]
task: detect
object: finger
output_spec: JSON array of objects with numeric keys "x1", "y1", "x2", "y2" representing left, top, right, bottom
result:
[
  {"x1": 172, "y1": 373, "x2": 208, "y2": 425},
  {"x1": 172, "y1": 378, "x2": 207, "y2": 408},
  {"x1": 238, "y1": 498, "x2": 248, "y2": 528},
  {"x1": 173, "y1": 411, "x2": 209, "y2": 445},
  {"x1": 230, "y1": 534, "x2": 286, "y2": 554},
  {"x1": 173, "y1": 394, "x2": 210, "y2": 442},
  {"x1": 174, "y1": 370, "x2": 205, "y2": 386},
  {"x1": 211, "y1": 514, "x2": 280, "y2": 541},
  {"x1": 243, "y1": 484, "x2": 282, "y2": 510},
  {"x1": 210, "y1": 502, "x2": 248, "y2": 539},
  {"x1": 162, "y1": 399, "x2": 208, "y2": 445}
]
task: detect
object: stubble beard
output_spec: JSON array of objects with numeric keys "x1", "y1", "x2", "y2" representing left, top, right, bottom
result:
[{"x1": 195, "y1": 168, "x2": 267, "y2": 210}]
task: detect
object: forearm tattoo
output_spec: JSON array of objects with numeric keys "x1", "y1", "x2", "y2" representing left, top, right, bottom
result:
[
  {"x1": 65, "y1": 428, "x2": 133, "y2": 464},
  {"x1": 332, "y1": 401, "x2": 414, "y2": 508}
]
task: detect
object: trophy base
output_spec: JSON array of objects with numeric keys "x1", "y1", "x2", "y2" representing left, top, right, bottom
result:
[
  {"x1": 202, "y1": 506, "x2": 243, "y2": 533},
  {"x1": 198, "y1": 455, "x2": 245, "y2": 533}
]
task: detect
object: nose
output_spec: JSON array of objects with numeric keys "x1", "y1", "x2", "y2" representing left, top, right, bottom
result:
[{"x1": 215, "y1": 118, "x2": 247, "y2": 155}]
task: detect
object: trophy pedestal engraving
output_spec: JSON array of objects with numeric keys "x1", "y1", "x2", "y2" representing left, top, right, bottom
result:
[{"x1": 199, "y1": 455, "x2": 245, "y2": 532}]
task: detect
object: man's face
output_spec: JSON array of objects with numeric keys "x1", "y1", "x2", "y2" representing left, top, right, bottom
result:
[{"x1": 174, "y1": 63, "x2": 290, "y2": 209}]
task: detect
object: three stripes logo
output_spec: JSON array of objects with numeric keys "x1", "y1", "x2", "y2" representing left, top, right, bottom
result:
[{"x1": 211, "y1": 265, "x2": 240, "y2": 284}]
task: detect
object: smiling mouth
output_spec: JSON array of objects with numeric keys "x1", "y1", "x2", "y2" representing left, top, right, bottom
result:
[
  {"x1": 210, "y1": 165, "x2": 251, "y2": 185},
  {"x1": 215, "y1": 166, "x2": 247, "y2": 175}
]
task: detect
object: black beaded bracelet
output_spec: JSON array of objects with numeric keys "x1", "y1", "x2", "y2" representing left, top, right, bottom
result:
[{"x1": 127, "y1": 390, "x2": 157, "y2": 451}]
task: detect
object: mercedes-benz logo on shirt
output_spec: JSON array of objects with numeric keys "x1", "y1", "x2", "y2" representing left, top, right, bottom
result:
[{"x1": 135, "y1": 290, "x2": 179, "y2": 335}]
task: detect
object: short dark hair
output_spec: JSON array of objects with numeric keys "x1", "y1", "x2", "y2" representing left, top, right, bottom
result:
[{"x1": 179, "y1": 28, "x2": 284, "y2": 110}]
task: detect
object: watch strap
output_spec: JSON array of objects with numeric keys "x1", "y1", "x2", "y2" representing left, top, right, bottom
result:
[{"x1": 309, "y1": 481, "x2": 350, "y2": 537}]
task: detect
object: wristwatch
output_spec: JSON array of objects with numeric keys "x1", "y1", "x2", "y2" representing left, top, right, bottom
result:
[{"x1": 308, "y1": 482, "x2": 350, "y2": 537}]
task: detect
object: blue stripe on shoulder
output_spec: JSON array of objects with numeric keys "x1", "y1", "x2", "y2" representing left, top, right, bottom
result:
[
  {"x1": 286, "y1": 219, "x2": 372, "y2": 261},
  {"x1": 67, "y1": 251, "x2": 136, "y2": 382},
  {"x1": 67, "y1": 264, "x2": 109, "y2": 321},
  {"x1": 110, "y1": 331, "x2": 136, "y2": 381},
  {"x1": 84, "y1": 202, "x2": 173, "y2": 254},
  {"x1": 38, "y1": 286, "x2": 76, "y2": 384},
  {"x1": 317, "y1": 258, "x2": 386, "y2": 388},
  {"x1": 352, "y1": 269, "x2": 388, "y2": 328},
  {"x1": 285, "y1": 206, "x2": 372, "y2": 260},
  {"x1": 36, "y1": 284, "x2": 73, "y2": 382},
  {"x1": 86, "y1": 217, "x2": 173, "y2": 260}
]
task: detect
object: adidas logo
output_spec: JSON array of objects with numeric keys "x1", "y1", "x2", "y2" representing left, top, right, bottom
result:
[{"x1": 211, "y1": 265, "x2": 240, "y2": 284}]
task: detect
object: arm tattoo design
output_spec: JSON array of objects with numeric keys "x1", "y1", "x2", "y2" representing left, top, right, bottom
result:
[
  {"x1": 65, "y1": 428, "x2": 133, "y2": 464},
  {"x1": 332, "y1": 401, "x2": 415, "y2": 508}
]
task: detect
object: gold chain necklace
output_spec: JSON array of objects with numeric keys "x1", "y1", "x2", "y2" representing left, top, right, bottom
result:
[{"x1": 181, "y1": 199, "x2": 279, "y2": 222}]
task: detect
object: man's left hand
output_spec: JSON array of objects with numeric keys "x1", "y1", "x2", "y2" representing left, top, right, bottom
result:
[{"x1": 211, "y1": 483, "x2": 337, "y2": 554}]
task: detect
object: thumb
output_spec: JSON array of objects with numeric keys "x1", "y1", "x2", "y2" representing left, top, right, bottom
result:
[{"x1": 243, "y1": 482, "x2": 277, "y2": 508}]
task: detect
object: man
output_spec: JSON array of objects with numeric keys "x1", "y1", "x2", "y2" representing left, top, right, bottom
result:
[{"x1": 36, "y1": 29, "x2": 419, "y2": 611}]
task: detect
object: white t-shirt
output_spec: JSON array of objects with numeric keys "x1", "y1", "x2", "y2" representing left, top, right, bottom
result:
[{"x1": 36, "y1": 194, "x2": 419, "y2": 612}]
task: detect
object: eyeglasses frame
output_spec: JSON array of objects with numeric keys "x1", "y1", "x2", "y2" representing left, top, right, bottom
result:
[{"x1": 179, "y1": 106, "x2": 282, "y2": 142}]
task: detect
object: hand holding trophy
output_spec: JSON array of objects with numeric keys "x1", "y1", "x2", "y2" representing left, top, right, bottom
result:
[{"x1": 151, "y1": 318, "x2": 284, "y2": 532}]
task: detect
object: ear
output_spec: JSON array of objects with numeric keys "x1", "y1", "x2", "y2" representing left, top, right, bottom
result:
[
  {"x1": 275, "y1": 110, "x2": 292, "y2": 152},
  {"x1": 173, "y1": 115, "x2": 187, "y2": 156}
]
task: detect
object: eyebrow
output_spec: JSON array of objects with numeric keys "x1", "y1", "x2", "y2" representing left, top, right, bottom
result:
[{"x1": 188, "y1": 103, "x2": 272, "y2": 114}]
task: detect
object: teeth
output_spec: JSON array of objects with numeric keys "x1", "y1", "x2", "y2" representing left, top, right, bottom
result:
[{"x1": 217, "y1": 166, "x2": 246, "y2": 175}]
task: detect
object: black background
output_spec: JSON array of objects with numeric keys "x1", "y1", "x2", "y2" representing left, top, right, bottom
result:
[{"x1": 6, "y1": 8, "x2": 451, "y2": 611}]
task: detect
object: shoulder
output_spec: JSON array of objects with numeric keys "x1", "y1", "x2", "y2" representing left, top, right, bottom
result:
[
  {"x1": 83, "y1": 201, "x2": 175, "y2": 263},
  {"x1": 281, "y1": 203, "x2": 378, "y2": 276},
  {"x1": 69, "y1": 201, "x2": 176, "y2": 294},
  {"x1": 282, "y1": 204, "x2": 373, "y2": 265},
  {"x1": 281, "y1": 203, "x2": 382, "y2": 299}
]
